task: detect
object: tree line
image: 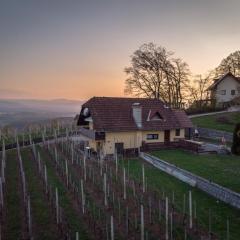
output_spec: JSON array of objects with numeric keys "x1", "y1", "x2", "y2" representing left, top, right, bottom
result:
[{"x1": 124, "y1": 43, "x2": 240, "y2": 108}]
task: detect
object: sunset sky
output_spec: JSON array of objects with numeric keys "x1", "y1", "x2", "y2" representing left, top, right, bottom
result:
[{"x1": 1, "y1": 0, "x2": 240, "y2": 100}]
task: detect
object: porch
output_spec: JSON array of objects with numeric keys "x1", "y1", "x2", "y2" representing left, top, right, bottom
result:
[{"x1": 78, "y1": 127, "x2": 105, "y2": 140}]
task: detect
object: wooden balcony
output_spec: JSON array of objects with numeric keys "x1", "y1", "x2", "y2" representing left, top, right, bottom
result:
[{"x1": 78, "y1": 127, "x2": 105, "y2": 140}]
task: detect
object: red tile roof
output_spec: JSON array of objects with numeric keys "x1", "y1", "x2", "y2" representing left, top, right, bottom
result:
[
  {"x1": 208, "y1": 72, "x2": 240, "y2": 90},
  {"x1": 78, "y1": 97, "x2": 193, "y2": 132},
  {"x1": 172, "y1": 109, "x2": 193, "y2": 128}
]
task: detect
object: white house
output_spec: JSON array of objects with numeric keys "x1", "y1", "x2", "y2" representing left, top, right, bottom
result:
[{"x1": 208, "y1": 72, "x2": 240, "y2": 107}]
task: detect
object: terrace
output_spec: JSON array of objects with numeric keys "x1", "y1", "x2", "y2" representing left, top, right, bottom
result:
[{"x1": 78, "y1": 127, "x2": 105, "y2": 140}]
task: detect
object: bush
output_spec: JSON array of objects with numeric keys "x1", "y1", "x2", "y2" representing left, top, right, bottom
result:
[
  {"x1": 231, "y1": 123, "x2": 240, "y2": 155},
  {"x1": 186, "y1": 106, "x2": 225, "y2": 115},
  {"x1": 216, "y1": 116, "x2": 232, "y2": 125}
]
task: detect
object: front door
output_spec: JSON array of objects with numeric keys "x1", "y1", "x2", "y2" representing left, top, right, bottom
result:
[
  {"x1": 115, "y1": 142, "x2": 124, "y2": 155},
  {"x1": 96, "y1": 141, "x2": 102, "y2": 154},
  {"x1": 164, "y1": 130, "x2": 170, "y2": 144}
]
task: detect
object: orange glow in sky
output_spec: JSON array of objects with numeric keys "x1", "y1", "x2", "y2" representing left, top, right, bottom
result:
[{"x1": 1, "y1": 0, "x2": 240, "y2": 100}]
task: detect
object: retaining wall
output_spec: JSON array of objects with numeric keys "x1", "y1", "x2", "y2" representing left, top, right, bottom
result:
[{"x1": 141, "y1": 152, "x2": 240, "y2": 209}]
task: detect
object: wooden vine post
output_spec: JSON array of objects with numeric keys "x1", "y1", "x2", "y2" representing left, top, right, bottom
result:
[
  {"x1": 165, "y1": 196, "x2": 169, "y2": 240},
  {"x1": 123, "y1": 168, "x2": 126, "y2": 200},
  {"x1": 44, "y1": 164, "x2": 48, "y2": 193},
  {"x1": 104, "y1": 173, "x2": 107, "y2": 207},
  {"x1": 189, "y1": 191, "x2": 193, "y2": 229},
  {"x1": 0, "y1": 177, "x2": 3, "y2": 209},
  {"x1": 111, "y1": 215, "x2": 114, "y2": 240},
  {"x1": 142, "y1": 164, "x2": 145, "y2": 193},
  {"x1": 141, "y1": 204, "x2": 144, "y2": 240},
  {"x1": 81, "y1": 179, "x2": 85, "y2": 214},
  {"x1": 55, "y1": 188, "x2": 59, "y2": 224},
  {"x1": 65, "y1": 160, "x2": 69, "y2": 187},
  {"x1": 27, "y1": 195, "x2": 32, "y2": 238}
]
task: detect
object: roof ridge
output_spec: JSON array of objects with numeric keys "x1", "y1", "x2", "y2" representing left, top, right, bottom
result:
[
  {"x1": 208, "y1": 72, "x2": 240, "y2": 90},
  {"x1": 91, "y1": 96, "x2": 163, "y2": 100}
]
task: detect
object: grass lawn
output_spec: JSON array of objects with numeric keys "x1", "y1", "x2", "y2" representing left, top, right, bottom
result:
[
  {"x1": 152, "y1": 149, "x2": 240, "y2": 193},
  {"x1": 21, "y1": 148, "x2": 61, "y2": 240},
  {"x1": 191, "y1": 112, "x2": 240, "y2": 132},
  {"x1": 37, "y1": 146, "x2": 90, "y2": 240},
  {"x1": 122, "y1": 157, "x2": 240, "y2": 240},
  {"x1": 5, "y1": 150, "x2": 22, "y2": 240}
]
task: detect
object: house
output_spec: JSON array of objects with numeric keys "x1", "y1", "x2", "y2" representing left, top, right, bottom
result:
[
  {"x1": 77, "y1": 97, "x2": 193, "y2": 156},
  {"x1": 208, "y1": 72, "x2": 240, "y2": 107}
]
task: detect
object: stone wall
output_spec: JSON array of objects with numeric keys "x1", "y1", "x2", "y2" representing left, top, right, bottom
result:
[{"x1": 141, "y1": 152, "x2": 240, "y2": 209}]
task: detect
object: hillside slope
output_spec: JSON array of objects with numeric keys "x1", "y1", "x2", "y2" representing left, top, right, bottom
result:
[{"x1": 192, "y1": 112, "x2": 240, "y2": 132}]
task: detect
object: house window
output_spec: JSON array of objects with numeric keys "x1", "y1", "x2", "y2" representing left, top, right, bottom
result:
[
  {"x1": 231, "y1": 90, "x2": 236, "y2": 95},
  {"x1": 220, "y1": 90, "x2": 226, "y2": 95},
  {"x1": 147, "y1": 134, "x2": 159, "y2": 140},
  {"x1": 175, "y1": 129, "x2": 180, "y2": 136}
]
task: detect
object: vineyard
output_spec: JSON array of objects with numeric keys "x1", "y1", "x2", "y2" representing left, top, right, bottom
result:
[{"x1": 0, "y1": 131, "x2": 239, "y2": 239}]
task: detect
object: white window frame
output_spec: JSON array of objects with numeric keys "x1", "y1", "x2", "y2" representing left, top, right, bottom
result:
[
  {"x1": 146, "y1": 134, "x2": 159, "y2": 140},
  {"x1": 220, "y1": 90, "x2": 226, "y2": 95}
]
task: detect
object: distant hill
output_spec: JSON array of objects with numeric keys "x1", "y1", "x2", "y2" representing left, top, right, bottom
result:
[
  {"x1": 0, "y1": 99, "x2": 84, "y2": 113},
  {"x1": 0, "y1": 99, "x2": 84, "y2": 129}
]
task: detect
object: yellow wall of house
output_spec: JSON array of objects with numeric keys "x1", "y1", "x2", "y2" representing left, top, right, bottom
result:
[
  {"x1": 88, "y1": 140, "x2": 104, "y2": 153},
  {"x1": 89, "y1": 122, "x2": 93, "y2": 130},
  {"x1": 170, "y1": 128, "x2": 185, "y2": 141},
  {"x1": 88, "y1": 139, "x2": 96, "y2": 149},
  {"x1": 103, "y1": 131, "x2": 140, "y2": 155},
  {"x1": 88, "y1": 128, "x2": 185, "y2": 155}
]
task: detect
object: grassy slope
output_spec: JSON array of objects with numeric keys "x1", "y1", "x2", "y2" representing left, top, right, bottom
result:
[
  {"x1": 191, "y1": 112, "x2": 240, "y2": 132},
  {"x1": 122, "y1": 157, "x2": 240, "y2": 240},
  {"x1": 37, "y1": 146, "x2": 89, "y2": 240},
  {"x1": 152, "y1": 149, "x2": 240, "y2": 193},
  {"x1": 4, "y1": 146, "x2": 89, "y2": 240},
  {"x1": 5, "y1": 150, "x2": 22, "y2": 240},
  {"x1": 21, "y1": 148, "x2": 60, "y2": 240}
]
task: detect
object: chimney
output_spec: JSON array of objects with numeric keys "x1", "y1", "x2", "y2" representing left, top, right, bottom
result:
[{"x1": 132, "y1": 103, "x2": 142, "y2": 128}]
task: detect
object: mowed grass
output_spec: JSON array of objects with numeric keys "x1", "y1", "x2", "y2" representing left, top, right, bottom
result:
[
  {"x1": 191, "y1": 112, "x2": 240, "y2": 132},
  {"x1": 4, "y1": 147, "x2": 89, "y2": 239},
  {"x1": 21, "y1": 148, "x2": 61, "y2": 240},
  {"x1": 122, "y1": 157, "x2": 240, "y2": 240},
  {"x1": 37, "y1": 146, "x2": 90, "y2": 240},
  {"x1": 152, "y1": 149, "x2": 240, "y2": 193},
  {"x1": 5, "y1": 150, "x2": 22, "y2": 240}
]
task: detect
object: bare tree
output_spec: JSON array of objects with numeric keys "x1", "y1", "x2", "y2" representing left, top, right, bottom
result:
[
  {"x1": 124, "y1": 43, "x2": 190, "y2": 108},
  {"x1": 1, "y1": 125, "x2": 15, "y2": 138},
  {"x1": 166, "y1": 58, "x2": 190, "y2": 108},
  {"x1": 188, "y1": 72, "x2": 213, "y2": 107},
  {"x1": 215, "y1": 50, "x2": 240, "y2": 77}
]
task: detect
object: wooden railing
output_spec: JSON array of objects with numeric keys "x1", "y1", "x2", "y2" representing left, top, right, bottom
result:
[{"x1": 78, "y1": 127, "x2": 105, "y2": 140}]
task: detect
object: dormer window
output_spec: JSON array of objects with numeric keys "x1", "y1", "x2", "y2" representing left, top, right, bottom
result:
[{"x1": 151, "y1": 112, "x2": 163, "y2": 121}]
